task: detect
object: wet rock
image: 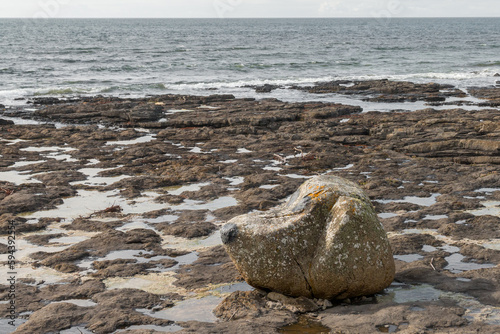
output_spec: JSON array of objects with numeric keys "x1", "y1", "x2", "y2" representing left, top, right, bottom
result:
[
  {"x1": 266, "y1": 292, "x2": 321, "y2": 313},
  {"x1": 4, "y1": 91, "x2": 500, "y2": 333},
  {"x1": 174, "y1": 246, "x2": 242, "y2": 290},
  {"x1": 14, "y1": 301, "x2": 173, "y2": 334},
  {"x1": 214, "y1": 290, "x2": 291, "y2": 321},
  {"x1": 293, "y1": 79, "x2": 465, "y2": 102},
  {"x1": 91, "y1": 260, "x2": 155, "y2": 278},
  {"x1": 0, "y1": 117, "x2": 13, "y2": 125},
  {"x1": 439, "y1": 215, "x2": 500, "y2": 240},
  {"x1": 0, "y1": 215, "x2": 54, "y2": 235},
  {"x1": 14, "y1": 303, "x2": 89, "y2": 334},
  {"x1": 390, "y1": 234, "x2": 443, "y2": 255},
  {"x1": 24, "y1": 233, "x2": 65, "y2": 246},
  {"x1": 91, "y1": 288, "x2": 172, "y2": 309},
  {"x1": 39, "y1": 249, "x2": 90, "y2": 268},
  {"x1": 53, "y1": 262, "x2": 81, "y2": 273},
  {"x1": 0, "y1": 280, "x2": 105, "y2": 319},
  {"x1": 157, "y1": 221, "x2": 216, "y2": 239},
  {"x1": 31, "y1": 229, "x2": 163, "y2": 272},
  {"x1": 38, "y1": 279, "x2": 106, "y2": 301},
  {"x1": 221, "y1": 175, "x2": 395, "y2": 300},
  {"x1": 318, "y1": 302, "x2": 471, "y2": 334},
  {"x1": 61, "y1": 217, "x2": 124, "y2": 231},
  {"x1": 459, "y1": 244, "x2": 500, "y2": 264},
  {"x1": 250, "y1": 84, "x2": 282, "y2": 93},
  {"x1": 0, "y1": 186, "x2": 76, "y2": 215}
]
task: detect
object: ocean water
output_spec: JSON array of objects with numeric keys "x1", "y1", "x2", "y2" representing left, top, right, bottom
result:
[{"x1": 0, "y1": 18, "x2": 499, "y2": 106}]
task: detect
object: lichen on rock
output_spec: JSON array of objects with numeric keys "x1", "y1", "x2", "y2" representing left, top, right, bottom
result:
[{"x1": 221, "y1": 175, "x2": 395, "y2": 300}]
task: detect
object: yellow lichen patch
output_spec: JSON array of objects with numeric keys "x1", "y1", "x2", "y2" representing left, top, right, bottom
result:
[{"x1": 308, "y1": 185, "x2": 327, "y2": 201}]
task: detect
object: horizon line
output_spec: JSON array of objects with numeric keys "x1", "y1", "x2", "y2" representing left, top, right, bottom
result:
[{"x1": 1, "y1": 16, "x2": 499, "y2": 19}]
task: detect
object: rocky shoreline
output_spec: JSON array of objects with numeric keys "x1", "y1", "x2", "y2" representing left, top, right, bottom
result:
[{"x1": 0, "y1": 80, "x2": 499, "y2": 333}]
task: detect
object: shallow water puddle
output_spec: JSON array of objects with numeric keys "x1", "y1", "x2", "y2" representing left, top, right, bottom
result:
[
  {"x1": 333, "y1": 163, "x2": 354, "y2": 170},
  {"x1": 114, "y1": 324, "x2": 183, "y2": 333},
  {"x1": 70, "y1": 167, "x2": 130, "y2": 186},
  {"x1": 20, "y1": 146, "x2": 74, "y2": 153},
  {"x1": 0, "y1": 239, "x2": 69, "y2": 263},
  {"x1": 474, "y1": 188, "x2": 500, "y2": 194},
  {"x1": 0, "y1": 138, "x2": 29, "y2": 145},
  {"x1": 374, "y1": 193, "x2": 440, "y2": 207},
  {"x1": 116, "y1": 220, "x2": 161, "y2": 232},
  {"x1": 210, "y1": 281, "x2": 254, "y2": 295},
  {"x1": 20, "y1": 146, "x2": 78, "y2": 162},
  {"x1": 444, "y1": 253, "x2": 495, "y2": 273},
  {"x1": 236, "y1": 148, "x2": 252, "y2": 154},
  {"x1": 143, "y1": 214, "x2": 179, "y2": 224},
  {"x1": 166, "y1": 182, "x2": 211, "y2": 196},
  {"x1": 263, "y1": 166, "x2": 283, "y2": 171},
  {"x1": 10, "y1": 160, "x2": 47, "y2": 168},
  {"x1": 173, "y1": 197, "x2": 238, "y2": 211},
  {"x1": 423, "y1": 214, "x2": 448, "y2": 220},
  {"x1": 0, "y1": 170, "x2": 43, "y2": 185},
  {"x1": 0, "y1": 265, "x2": 74, "y2": 286},
  {"x1": 422, "y1": 245, "x2": 438, "y2": 252},
  {"x1": 282, "y1": 173, "x2": 314, "y2": 179},
  {"x1": 163, "y1": 231, "x2": 222, "y2": 251},
  {"x1": 78, "y1": 249, "x2": 194, "y2": 271},
  {"x1": 220, "y1": 159, "x2": 238, "y2": 164},
  {"x1": 224, "y1": 176, "x2": 244, "y2": 186},
  {"x1": 105, "y1": 134, "x2": 156, "y2": 146},
  {"x1": 378, "y1": 212, "x2": 399, "y2": 219},
  {"x1": 260, "y1": 184, "x2": 279, "y2": 189},
  {"x1": 52, "y1": 299, "x2": 98, "y2": 307},
  {"x1": 467, "y1": 201, "x2": 500, "y2": 217},
  {"x1": 393, "y1": 254, "x2": 424, "y2": 263},
  {"x1": 138, "y1": 295, "x2": 222, "y2": 323},
  {"x1": 482, "y1": 240, "x2": 500, "y2": 251},
  {"x1": 0, "y1": 318, "x2": 27, "y2": 334},
  {"x1": 380, "y1": 283, "x2": 443, "y2": 304},
  {"x1": 400, "y1": 228, "x2": 439, "y2": 235},
  {"x1": 44, "y1": 151, "x2": 78, "y2": 162},
  {"x1": 166, "y1": 108, "x2": 194, "y2": 114},
  {"x1": 26, "y1": 189, "x2": 166, "y2": 219}
]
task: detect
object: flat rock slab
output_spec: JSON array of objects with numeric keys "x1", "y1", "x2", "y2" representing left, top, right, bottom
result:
[{"x1": 221, "y1": 175, "x2": 395, "y2": 300}]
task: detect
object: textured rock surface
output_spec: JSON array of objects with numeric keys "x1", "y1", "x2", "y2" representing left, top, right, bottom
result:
[{"x1": 221, "y1": 175, "x2": 395, "y2": 300}]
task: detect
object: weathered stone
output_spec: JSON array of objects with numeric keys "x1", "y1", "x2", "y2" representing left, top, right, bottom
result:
[{"x1": 221, "y1": 175, "x2": 395, "y2": 300}]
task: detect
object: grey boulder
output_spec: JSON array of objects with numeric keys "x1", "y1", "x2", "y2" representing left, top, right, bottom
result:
[{"x1": 221, "y1": 175, "x2": 395, "y2": 300}]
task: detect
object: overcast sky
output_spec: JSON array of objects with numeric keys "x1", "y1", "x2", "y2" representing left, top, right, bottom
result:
[{"x1": 1, "y1": 0, "x2": 499, "y2": 18}]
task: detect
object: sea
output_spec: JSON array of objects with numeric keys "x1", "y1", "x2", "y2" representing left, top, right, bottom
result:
[{"x1": 1, "y1": 18, "x2": 500, "y2": 110}]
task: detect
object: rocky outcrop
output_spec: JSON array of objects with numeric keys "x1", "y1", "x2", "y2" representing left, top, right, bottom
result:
[
  {"x1": 28, "y1": 94, "x2": 361, "y2": 128},
  {"x1": 221, "y1": 175, "x2": 395, "y2": 300},
  {"x1": 290, "y1": 79, "x2": 466, "y2": 102}
]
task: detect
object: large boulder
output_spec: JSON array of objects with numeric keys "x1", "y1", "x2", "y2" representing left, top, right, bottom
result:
[{"x1": 221, "y1": 175, "x2": 395, "y2": 300}]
